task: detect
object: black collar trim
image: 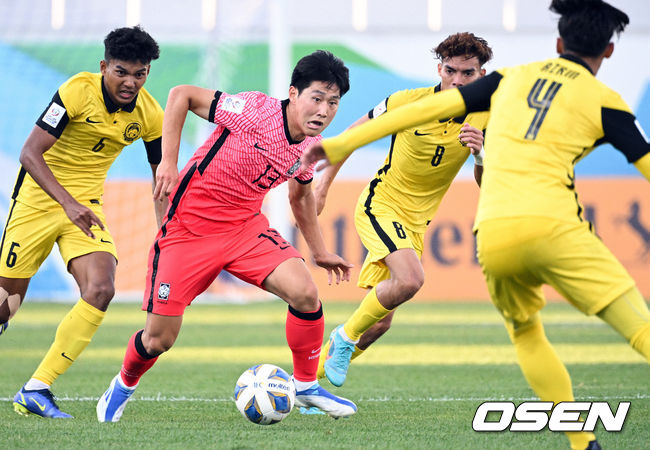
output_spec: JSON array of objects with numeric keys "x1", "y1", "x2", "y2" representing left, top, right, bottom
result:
[
  {"x1": 101, "y1": 76, "x2": 138, "y2": 113},
  {"x1": 559, "y1": 54, "x2": 594, "y2": 75},
  {"x1": 281, "y1": 99, "x2": 303, "y2": 145}
]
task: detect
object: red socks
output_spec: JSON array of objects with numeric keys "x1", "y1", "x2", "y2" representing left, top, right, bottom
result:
[
  {"x1": 120, "y1": 306, "x2": 324, "y2": 387},
  {"x1": 285, "y1": 303, "x2": 324, "y2": 382},
  {"x1": 120, "y1": 329, "x2": 158, "y2": 387}
]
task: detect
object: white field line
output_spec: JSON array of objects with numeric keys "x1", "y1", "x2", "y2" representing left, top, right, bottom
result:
[{"x1": 2, "y1": 393, "x2": 649, "y2": 403}]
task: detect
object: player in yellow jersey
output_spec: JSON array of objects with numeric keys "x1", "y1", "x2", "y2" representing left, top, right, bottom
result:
[
  {"x1": 303, "y1": 1, "x2": 650, "y2": 448},
  {"x1": 314, "y1": 33, "x2": 493, "y2": 387},
  {"x1": 0, "y1": 26, "x2": 166, "y2": 418}
]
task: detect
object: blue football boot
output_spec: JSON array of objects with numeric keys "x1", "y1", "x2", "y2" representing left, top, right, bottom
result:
[
  {"x1": 13, "y1": 386, "x2": 73, "y2": 418},
  {"x1": 323, "y1": 325, "x2": 356, "y2": 387},
  {"x1": 97, "y1": 374, "x2": 137, "y2": 422},
  {"x1": 294, "y1": 380, "x2": 357, "y2": 418},
  {"x1": 586, "y1": 440, "x2": 602, "y2": 450}
]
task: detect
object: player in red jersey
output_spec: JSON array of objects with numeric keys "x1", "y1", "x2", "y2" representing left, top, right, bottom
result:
[{"x1": 97, "y1": 50, "x2": 358, "y2": 422}]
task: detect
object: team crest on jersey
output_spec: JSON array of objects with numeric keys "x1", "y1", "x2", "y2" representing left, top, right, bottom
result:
[
  {"x1": 220, "y1": 95, "x2": 246, "y2": 114},
  {"x1": 287, "y1": 159, "x2": 301, "y2": 176},
  {"x1": 157, "y1": 282, "x2": 170, "y2": 302},
  {"x1": 42, "y1": 102, "x2": 66, "y2": 127},
  {"x1": 123, "y1": 122, "x2": 142, "y2": 142}
]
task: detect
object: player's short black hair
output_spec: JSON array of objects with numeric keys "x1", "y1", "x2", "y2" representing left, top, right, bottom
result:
[
  {"x1": 433, "y1": 32, "x2": 493, "y2": 67},
  {"x1": 550, "y1": 0, "x2": 629, "y2": 57},
  {"x1": 104, "y1": 25, "x2": 160, "y2": 64},
  {"x1": 290, "y1": 50, "x2": 350, "y2": 97}
]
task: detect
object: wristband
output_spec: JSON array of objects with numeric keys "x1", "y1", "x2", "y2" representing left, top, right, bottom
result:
[{"x1": 473, "y1": 147, "x2": 485, "y2": 166}]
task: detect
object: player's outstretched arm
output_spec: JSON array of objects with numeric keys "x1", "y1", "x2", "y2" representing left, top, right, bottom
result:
[
  {"x1": 19, "y1": 126, "x2": 104, "y2": 238},
  {"x1": 288, "y1": 179, "x2": 352, "y2": 285},
  {"x1": 320, "y1": 88, "x2": 467, "y2": 166},
  {"x1": 155, "y1": 85, "x2": 217, "y2": 200},
  {"x1": 313, "y1": 114, "x2": 370, "y2": 215}
]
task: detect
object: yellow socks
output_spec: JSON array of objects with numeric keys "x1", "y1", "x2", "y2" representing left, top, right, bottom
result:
[
  {"x1": 597, "y1": 287, "x2": 650, "y2": 361},
  {"x1": 343, "y1": 287, "x2": 392, "y2": 341},
  {"x1": 508, "y1": 316, "x2": 595, "y2": 450},
  {"x1": 351, "y1": 345, "x2": 365, "y2": 361},
  {"x1": 32, "y1": 298, "x2": 105, "y2": 385}
]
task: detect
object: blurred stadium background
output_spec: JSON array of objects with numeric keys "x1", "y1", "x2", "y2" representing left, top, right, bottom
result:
[{"x1": 0, "y1": 0, "x2": 649, "y2": 303}]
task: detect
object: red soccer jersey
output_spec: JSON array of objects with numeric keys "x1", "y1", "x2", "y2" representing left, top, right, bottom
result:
[{"x1": 172, "y1": 91, "x2": 317, "y2": 232}]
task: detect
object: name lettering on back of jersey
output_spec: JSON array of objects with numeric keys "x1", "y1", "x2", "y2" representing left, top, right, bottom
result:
[
  {"x1": 372, "y1": 99, "x2": 387, "y2": 118},
  {"x1": 220, "y1": 95, "x2": 246, "y2": 114},
  {"x1": 42, "y1": 103, "x2": 66, "y2": 127},
  {"x1": 635, "y1": 119, "x2": 649, "y2": 143},
  {"x1": 540, "y1": 62, "x2": 581, "y2": 80}
]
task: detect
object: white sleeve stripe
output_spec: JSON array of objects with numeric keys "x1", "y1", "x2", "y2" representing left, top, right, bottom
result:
[{"x1": 635, "y1": 119, "x2": 649, "y2": 144}]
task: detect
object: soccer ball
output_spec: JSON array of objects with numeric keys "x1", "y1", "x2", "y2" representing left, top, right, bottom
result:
[{"x1": 234, "y1": 364, "x2": 296, "y2": 425}]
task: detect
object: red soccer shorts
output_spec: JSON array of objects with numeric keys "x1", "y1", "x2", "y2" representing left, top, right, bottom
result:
[{"x1": 142, "y1": 212, "x2": 302, "y2": 316}]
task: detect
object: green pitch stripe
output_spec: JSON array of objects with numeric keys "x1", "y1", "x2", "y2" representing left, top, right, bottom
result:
[
  {"x1": 1, "y1": 343, "x2": 644, "y2": 364},
  {"x1": 12, "y1": 309, "x2": 610, "y2": 326}
]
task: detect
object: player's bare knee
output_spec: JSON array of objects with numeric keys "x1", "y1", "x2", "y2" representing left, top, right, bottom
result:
[
  {"x1": 145, "y1": 341, "x2": 170, "y2": 356},
  {"x1": 288, "y1": 282, "x2": 319, "y2": 312},
  {"x1": 0, "y1": 287, "x2": 22, "y2": 322},
  {"x1": 143, "y1": 335, "x2": 174, "y2": 356},
  {"x1": 394, "y1": 273, "x2": 424, "y2": 301},
  {"x1": 81, "y1": 280, "x2": 115, "y2": 309}
]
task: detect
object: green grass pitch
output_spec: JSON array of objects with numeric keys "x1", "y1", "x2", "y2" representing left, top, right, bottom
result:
[{"x1": 1, "y1": 300, "x2": 647, "y2": 449}]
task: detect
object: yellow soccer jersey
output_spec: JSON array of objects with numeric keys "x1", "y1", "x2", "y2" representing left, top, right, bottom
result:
[
  {"x1": 322, "y1": 54, "x2": 650, "y2": 227},
  {"x1": 473, "y1": 55, "x2": 648, "y2": 227},
  {"x1": 363, "y1": 86, "x2": 488, "y2": 233},
  {"x1": 13, "y1": 72, "x2": 163, "y2": 209}
]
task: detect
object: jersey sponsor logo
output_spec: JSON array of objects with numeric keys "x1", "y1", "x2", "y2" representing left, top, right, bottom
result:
[
  {"x1": 472, "y1": 401, "x2": 630, "y2": 432},
  {"x1": 157, "y1": 282, "x2": 170, "y2": 301},
  {"x1": 42, "y1": 102, "x2": 66, "y2": 128},
  {"x1": 372, "y1": 99, "x2": 387, "y2": 118},
  {"x1": 254, "y1": 143, "x2": 268, "y2": 151},
  {"x1": 220, "y1": 95, "x2": 246, "y2": 114},
  {"x1": 286, "y1": 159, "x2": 301, "y2": 176},
  {"x1": 414, "y1": 130, "x2": 431, "y2": 136},
  {"x1": 85, "y1": 117, "x2": 101, "y2": 124},
  {"x1": 123, "y1": 122, "x2": 142, "y2": 142}
]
